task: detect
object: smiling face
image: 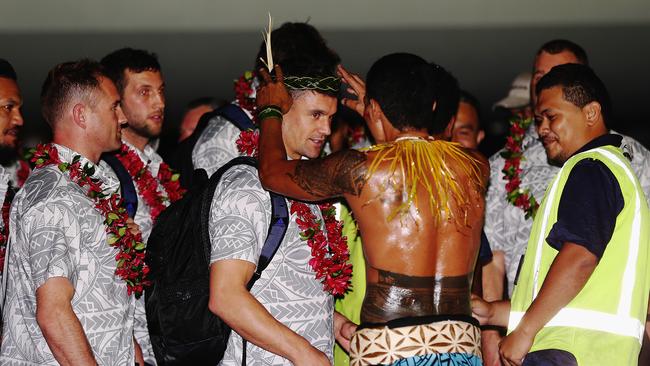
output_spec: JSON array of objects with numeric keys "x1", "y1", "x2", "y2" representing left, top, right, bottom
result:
[
  {"x1": 120, "y1": 69, "x2": 165, "y2": 139},
  {"x1": 282, "y1": 91, "x2": 337, "y2": 159},
  {"x1": 452, "y1": 101, "x2": 483, "y2": 149},
  {"x1": 535, "y1": 86, "x2": 589, "y2": 164},
  {"x1": 0, "y1": 77, "x2": 23, "y2": 149}
]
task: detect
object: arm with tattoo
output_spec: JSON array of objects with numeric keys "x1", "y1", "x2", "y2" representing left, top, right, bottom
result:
[{"x1": 258, "y1": 117, "x2": 368, "y2": 201}]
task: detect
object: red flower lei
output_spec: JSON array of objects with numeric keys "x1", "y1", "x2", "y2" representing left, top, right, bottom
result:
[
  {"x1": 500, "y1": 116, "x2": 539, "y2": 219},
  {"x1": 234, "y1": 71, "x2": 257, "y2": 115},
  {"x1": 30, "y1": 144, "x2": 150, "y2": 298},
  {"x1": 0, "y1": 160, "x2": 31, "y2": 273},
  {"x1": 115, "y1": 144, "x2": 186, "y2": 222},
  {"x1": 291, "y1": 202, "x2": 352, "y2": 296},
  {"x1": 234, "y1": 73, "x2": 352, "y2": 295}
]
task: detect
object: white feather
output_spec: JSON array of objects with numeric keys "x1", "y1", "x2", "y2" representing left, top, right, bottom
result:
[{"x1": 260, "y1": 13, "x2": 274, "y2": 72}]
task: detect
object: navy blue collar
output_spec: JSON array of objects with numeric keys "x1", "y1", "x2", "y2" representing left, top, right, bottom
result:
[{"x1": 570, "y1": 133, "x2": 622, "y2": 158}]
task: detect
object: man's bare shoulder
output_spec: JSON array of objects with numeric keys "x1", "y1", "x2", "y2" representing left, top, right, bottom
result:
[
  {"x1": 292, "y1": 149, "x2": 369, "y2": 198},
  {"x1": 468, "y1": 149, "x2": 490, "y2": 186}
]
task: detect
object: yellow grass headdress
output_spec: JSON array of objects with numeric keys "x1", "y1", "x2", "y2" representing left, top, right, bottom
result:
[{"x1": 364, "y1": 137, "x2": 483, "y2": 223}]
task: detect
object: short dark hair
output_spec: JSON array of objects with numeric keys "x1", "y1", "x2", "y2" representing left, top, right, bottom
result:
[
  {"x1": 100, "y1": 48, "x2": 161, "y2": 94},
  {"x1": 430, "y1": 63, "x2": 460, "y2": 134},
  {"x1": 0, "y1": 59, "x2": 17, "y2": 81},
  {"x1": 41, "y1": 59, "x2": 106, "y2": 126},
  {"x1": 255, "y1": 22, "x2": 340, "y2": 97},
  {"x1": 537, "y1": 39, "x2": 589, "y2": 65},
  {"x1": 366, "y1": 53, "x2": 436, "y2": 131},
  {"x1": 459, "y1": 90, "x2": 482, "y2": 126},
  {"x1": 536, "y1": 63, "x2": 611, "y2": 126}
]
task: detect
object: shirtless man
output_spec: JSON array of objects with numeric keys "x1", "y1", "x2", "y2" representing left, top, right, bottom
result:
[{"x1": 256, "y1": 53, "x2": 488, "y2": 365}]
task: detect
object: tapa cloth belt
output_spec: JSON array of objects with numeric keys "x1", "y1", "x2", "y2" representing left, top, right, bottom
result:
[{"x1": 349, "y1": 315, "x2": 482, "y2": 366}]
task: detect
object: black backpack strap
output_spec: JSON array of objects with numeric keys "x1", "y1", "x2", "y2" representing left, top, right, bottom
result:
[
  {"x1": 246, "y1": 192, "x2": 288, "y2": 289},
  {"x1": 217, "y1": 103, "x2": 255, "y2": 131},
  {"x1": 101, "y1": 153, "x2": 138, "y2": 218}
]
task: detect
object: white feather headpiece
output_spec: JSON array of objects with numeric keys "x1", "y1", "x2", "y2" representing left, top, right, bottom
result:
[{"x1": 260, "y1": 13, "x2": 274, "y2": 72}]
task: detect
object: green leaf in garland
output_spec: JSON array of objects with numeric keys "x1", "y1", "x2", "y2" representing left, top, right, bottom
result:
[
  {"x1": 107, "y1": 235, "x2": 120, "y2": 245},
  {"x1": 134, "y1": 241, "x2": 146, "y2": 251},
  {"x1": 72, "y1": 155, "x2": 81, "y2": 164},
  {"x1": 118, "y1": 226, "x2": 127, "y2": 237}
]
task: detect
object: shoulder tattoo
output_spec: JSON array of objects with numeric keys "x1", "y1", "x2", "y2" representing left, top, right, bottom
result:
[{"x1": 290, "y1": 149, "x2": 368, "y2": 198}]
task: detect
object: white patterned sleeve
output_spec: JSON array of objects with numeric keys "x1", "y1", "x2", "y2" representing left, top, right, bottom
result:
[
  {"x1": 192, "y1": 116, "x2": 243, "y2": 177},
  {"x1": 483, "y1": 151, "x2": 509, "y2": 252},
  {"x1": 625, "y1": 137, "x2": 650, "y2": 207},
  {"x1": 25, "y1": 201, "x2": 81, "y2": 290},
  {"x1": 208, "y1": 165, "x2": 271, "y2": 267}
]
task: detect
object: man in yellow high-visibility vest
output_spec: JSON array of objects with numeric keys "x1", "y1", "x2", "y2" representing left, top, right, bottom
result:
[{"x1": 472, "y1": 63, "x2": 650, "y2": 366}]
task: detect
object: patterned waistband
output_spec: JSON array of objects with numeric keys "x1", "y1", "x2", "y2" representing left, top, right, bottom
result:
[{"x1": 350, "y1": 317, "x2": 482, "y2": 366}]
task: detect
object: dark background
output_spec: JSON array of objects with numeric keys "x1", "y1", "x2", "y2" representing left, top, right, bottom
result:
[{"x1": 3, "y1": 21, "x2": 649, "y2": 157}]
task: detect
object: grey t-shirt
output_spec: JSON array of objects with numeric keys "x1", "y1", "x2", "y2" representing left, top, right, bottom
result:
[
  {"x1": 0, "y1": 144, "x2": 135, "y2": 365},
  {"x1": 209, "y1": 164, "x2": 334, "y2": 366},
  {"x1": 192, "y1": 112, "x2": 246, "y2": 177}
]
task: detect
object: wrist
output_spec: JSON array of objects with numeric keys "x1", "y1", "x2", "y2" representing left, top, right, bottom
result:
[{"x1": 257, "y1": 105, "x2": 283, "y2": 122}]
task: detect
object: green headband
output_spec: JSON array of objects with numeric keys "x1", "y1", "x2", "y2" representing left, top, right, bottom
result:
[{"x1": 283, "y1": 75, "x2": 341, "y2": 93}]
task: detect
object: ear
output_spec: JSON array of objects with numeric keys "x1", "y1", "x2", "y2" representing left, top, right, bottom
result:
[
  {"x1": 583, "y1": 101, "x2": 601, "y2": 127},
  {"x1": 367, "y1": 99, "x2": 387, "y2": 143},
  {"x1": 72, "y1": 103, "x2": 87, "y2": 129},
  {"x1": 477, "y1": 129, "x2": 485, "y2": 145},
  {"x1": 443, "y1": 115, "x2": 456, "y2": 141}
]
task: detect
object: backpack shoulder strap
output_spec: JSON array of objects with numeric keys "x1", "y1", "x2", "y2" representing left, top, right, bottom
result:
[
  {"x1": 200, "y1": 156, "x2": 289, "y2": 281},
  {"x1": 216, "y1": 104, "x2": 255, "y2": 131},
  {"x1": 101, "y1": 153, "x2": 138, "y2": 218}
]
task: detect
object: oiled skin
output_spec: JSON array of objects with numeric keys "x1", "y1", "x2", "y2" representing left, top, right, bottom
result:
[
  {"x1": 342, "y1": 148, "x2": 488, "y2": 323},
  {"x1": 287, "y1": 145, "x2": 488, "y2": 324}
]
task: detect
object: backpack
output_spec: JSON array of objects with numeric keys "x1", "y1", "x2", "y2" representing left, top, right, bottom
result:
[
  {"x1": 168, "y1": 103, "x2": 255, "y2": 190},
  {"x1": 145, "y1": 156, "x2": 289, "y2": 365}
]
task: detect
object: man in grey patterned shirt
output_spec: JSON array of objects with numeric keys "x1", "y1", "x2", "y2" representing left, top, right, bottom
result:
[
  {"x1": 101, "y1": 48, "x2": 168, "y2": 366},
  {"x1": 207, "y1": 30, "x2": 356, "y2": 365},
  {"x1": 0, "y1": 60, "x2": 136, "y2": 365},
  {"x1": 481, "y1": 39, "x2": 650, "y2": 365}
]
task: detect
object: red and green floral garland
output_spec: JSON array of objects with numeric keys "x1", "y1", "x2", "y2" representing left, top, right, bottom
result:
[
  {"x1": 234, "y1": 72, "x2": 352, "y2": 296},
  {"x1": 30, "y1": 144, "x2": 150, "y2": 298},
  {"x1": 0, "y1": 159, "x2": 31, "y2": 272},
  {"x1": 500, "y1": 116, "x2": 539, "y2": 219},
  {"x1": 115, "y1": 143, "x2": 185, "y2": 222}
]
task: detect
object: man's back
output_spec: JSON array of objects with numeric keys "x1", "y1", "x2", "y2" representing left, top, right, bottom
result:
[{"x1": 345, "y1": 138, "x2": 487, "y2": 323}]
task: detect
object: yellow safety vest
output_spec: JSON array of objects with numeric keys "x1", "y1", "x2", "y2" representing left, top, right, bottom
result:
[{"x1": 509, "y1": 145, "x2": 650, "y2": 365}]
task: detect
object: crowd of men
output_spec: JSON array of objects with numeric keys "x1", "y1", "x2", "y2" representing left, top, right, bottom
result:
[{"x1": 0, "y1": 20, "x2": 648, "y2": 366}]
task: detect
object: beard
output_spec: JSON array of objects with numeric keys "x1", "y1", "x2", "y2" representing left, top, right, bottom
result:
[{"x1": 127, "y1": 119, "x2": 161, "y2": 140}]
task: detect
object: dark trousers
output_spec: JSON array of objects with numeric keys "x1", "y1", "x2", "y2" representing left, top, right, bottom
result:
[{"x1": 522, "y1": 349, "x2": 578, "y2": 366}]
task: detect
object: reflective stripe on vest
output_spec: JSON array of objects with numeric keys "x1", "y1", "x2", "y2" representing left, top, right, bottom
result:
[{"x1": 510, "y1": 147, "x2": 646, "y2": 344}]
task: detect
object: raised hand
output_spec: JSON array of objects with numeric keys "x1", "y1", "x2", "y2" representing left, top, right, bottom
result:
[
  {"x1": 256, "y1": 65, "x2": 293, "y2": 114},
  {"x1": 338, "y1": 65, "x2": 367, "y2": 117}
]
